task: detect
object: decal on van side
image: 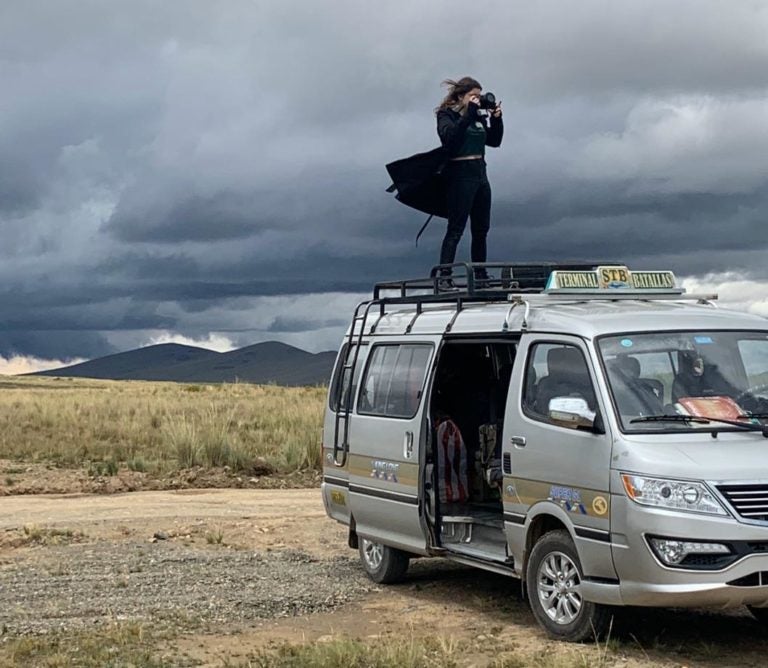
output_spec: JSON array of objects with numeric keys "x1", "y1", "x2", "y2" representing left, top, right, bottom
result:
[
  {"x1": 347, "y1": 454, "x2": 419, "y2": 487},
  {"x1": 370, "y1": 460, "x2": 399, "y2": 482},
  {"x1": 504, "y1": 477, "x2": 611, "y2": 521}
]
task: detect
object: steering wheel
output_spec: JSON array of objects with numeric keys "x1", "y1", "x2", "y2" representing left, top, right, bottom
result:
[{"x1": 735, "y1": 383, "x2": 768, "y2": 410}]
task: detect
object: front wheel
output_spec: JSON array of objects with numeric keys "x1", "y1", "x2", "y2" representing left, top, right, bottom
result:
[
  {"x1": 358, "y1": 537, "x2": 410, "y2": 584},
  {"x1": 525, "y1": 530, "x2": 611, "y2": 642}
]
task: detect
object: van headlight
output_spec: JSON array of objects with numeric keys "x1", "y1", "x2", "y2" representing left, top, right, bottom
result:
[{"x1": 621, "y1": 474, "x2": 728, "y2": 516}]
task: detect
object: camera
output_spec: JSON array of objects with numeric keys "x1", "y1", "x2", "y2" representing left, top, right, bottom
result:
[{"x1": 479, "y1": 92, "x2": 497, "y2": 110}]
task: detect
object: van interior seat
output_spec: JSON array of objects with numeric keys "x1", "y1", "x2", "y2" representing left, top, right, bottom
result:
[
  {"x1": 535, "y1": 347, "x2": 596, "y2": 414},
  {"x1": 607, "y1": 356, "x2": 663, "y2": 415},
  {"x1": 615, "y1": 354, "x2": 664, "y2": 402}
]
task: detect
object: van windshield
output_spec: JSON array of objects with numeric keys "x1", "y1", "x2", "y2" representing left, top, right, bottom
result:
[{"x1": 597, "y1": 331, "x2": 768, "y2": 432}]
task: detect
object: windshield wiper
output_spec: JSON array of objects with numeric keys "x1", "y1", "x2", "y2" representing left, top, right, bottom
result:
[
  {"x1": 630, "y1": 414, "x2": 709, "y2": 424},
  {"x1": 631, "y1": 414, "x2": 768, "y2": 437}
]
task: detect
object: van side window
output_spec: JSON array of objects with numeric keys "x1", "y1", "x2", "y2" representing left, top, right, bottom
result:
[
  {"x1": 329, "y1": 343, "x2": 366, "y2": 412},
  {"x1": 358, "y1": 344, "x2": 432, "y2": 418},
  {"x1": 523, "y1": 343, "x2": 597, "y2": 422}
]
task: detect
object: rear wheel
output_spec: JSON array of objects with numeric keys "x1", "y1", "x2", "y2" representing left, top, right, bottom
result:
[
  {"x1": 358, "y1": 537, "x2": 410, "y2": 584},
  {"x1": 526, "y1": 530, "x2": 611, "y2": 642}
]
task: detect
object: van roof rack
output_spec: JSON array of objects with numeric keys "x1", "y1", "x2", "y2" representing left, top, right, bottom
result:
[{"x1": 373, "y1": 262, "x2": 615, "y2": 303}]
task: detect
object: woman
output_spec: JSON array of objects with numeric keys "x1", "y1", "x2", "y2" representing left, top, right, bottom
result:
[{"x1": 436, "y1": 77, "x2": 503, "y2": 284}]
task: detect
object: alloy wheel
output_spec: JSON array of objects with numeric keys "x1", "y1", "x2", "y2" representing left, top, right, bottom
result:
[
  {"x1": 536, "y1": 550, "x2": 583, "y2": 625},
  {"x1": 361, "y1": 538, "x2": 383, "y2": 571}
]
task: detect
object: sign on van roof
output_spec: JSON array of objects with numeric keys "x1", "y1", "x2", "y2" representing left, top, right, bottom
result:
[{"x1": 545, "y1": 266, "x2": 679, "y2": 293}]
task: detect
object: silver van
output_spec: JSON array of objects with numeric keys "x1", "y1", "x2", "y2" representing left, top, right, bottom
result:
[{"x1": 321, "y1": 262, "x2": 768, "y2": 641}]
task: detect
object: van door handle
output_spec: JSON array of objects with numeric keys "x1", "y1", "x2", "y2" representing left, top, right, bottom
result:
[
  {"x1": 403, "y1": 431, "x2": 414, "y2": 459},
  {"x1": 510, "y1": 436, "x2": 526, "y2": 448}
]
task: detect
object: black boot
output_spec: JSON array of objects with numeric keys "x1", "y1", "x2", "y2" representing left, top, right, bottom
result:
[
  {"x1": 473, "y1": 268, "x2": 490, "y2": 286},
  {"x1": 437, "y1": 272, "x2": 458, "y2": 292}
]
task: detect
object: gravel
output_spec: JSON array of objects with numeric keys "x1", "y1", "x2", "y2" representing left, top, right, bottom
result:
[{"x1": 0, "y1": 542, "x2": 375, "y2": 635}]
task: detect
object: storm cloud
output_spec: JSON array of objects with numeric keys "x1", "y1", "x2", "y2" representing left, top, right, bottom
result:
[{"x1": 1, "y1": 0, "x2": 768, "y2": 362}]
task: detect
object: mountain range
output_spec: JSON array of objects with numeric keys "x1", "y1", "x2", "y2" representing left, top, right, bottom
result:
[{"x1": 33, "y1": 341, "x2": 338, "y2": 386}]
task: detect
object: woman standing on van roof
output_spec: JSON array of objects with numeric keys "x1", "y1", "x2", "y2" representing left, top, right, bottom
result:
[{"x1": 436, "y1": 76, "x2": 503, "y2": 284}]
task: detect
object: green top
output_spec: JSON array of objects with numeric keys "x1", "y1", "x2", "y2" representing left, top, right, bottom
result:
[{"x1": 455, "y1": 120, "x2": 486, "y2": 157}]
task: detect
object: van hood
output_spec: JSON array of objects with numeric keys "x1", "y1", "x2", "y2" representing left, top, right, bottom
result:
[{"x1": 613, "y1": 432, "x2": 768, "y2": 483}]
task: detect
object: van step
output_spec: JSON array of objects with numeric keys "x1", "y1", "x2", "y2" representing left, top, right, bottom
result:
[
  {"x1": 444, "y1": 541, "x2": 511, "y2": 564},
  {"x1": 443, "y1": 513, "x2": 503, "y2": 530}
]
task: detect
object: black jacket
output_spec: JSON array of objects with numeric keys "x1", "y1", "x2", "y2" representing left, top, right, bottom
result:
[{"x1": 386, "y1": 109, "x2": 503, "y2": 219}]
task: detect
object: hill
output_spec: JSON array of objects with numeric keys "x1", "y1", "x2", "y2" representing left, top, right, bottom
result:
[
  {"x1": 34, "y1": 343, "x2": 218, "y2": 380},
  {"x1": 33, "y1": 341, "x2": 337, "y2": 386}
]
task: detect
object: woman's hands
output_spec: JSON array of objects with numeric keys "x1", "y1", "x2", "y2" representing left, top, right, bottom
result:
[
  {"x1": 462, "y1": 90, "x2": 481, "y2": 107},
  {"x1": 460, "y1": 88, "x2": 501, "y2": 119},
  {"x1": 462, "y1": 90, "x2": 481, "y2": 118}
]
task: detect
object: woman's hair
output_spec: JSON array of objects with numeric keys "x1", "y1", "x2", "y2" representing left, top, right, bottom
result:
[{"x1": 436, "y1": 76, "x2": 482, "y2": 112}]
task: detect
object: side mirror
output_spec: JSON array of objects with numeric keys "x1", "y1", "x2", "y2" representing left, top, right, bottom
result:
[{"x1": 549, "y1": 396, "x2": 597, "y2": 431}]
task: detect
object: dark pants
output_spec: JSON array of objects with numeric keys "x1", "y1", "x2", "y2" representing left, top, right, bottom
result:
[{"x1": 439, "y1": 159, "x2": 491, "y2": 274}]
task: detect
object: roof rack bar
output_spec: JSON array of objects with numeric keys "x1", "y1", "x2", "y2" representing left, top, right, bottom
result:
[
  {"x1": 361, "y1": 291, "x2": 720, "y2": 324},
  {"x1": 375, "y1": 261, "x2": 618, "y2": 302},
  {"x1": 405, "y1": 302, "x2": 423, "y2": 334},
  {"x1": 522, "y1": 300, "x2": 531, "y2": 331},
  {"x1": 502, "y1": 299, "x2": 520, "y2": 332},
  {"x1": 444, "y1": 297, "x2": 463, "y2": 333}
]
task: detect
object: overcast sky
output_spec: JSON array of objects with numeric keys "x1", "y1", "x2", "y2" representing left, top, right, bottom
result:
[{"x1": 2, "y1": 0, "x2": 768, "y2": 372}]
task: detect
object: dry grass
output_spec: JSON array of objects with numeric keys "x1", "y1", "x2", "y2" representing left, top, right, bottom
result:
[
  {"x1": 20, "y1": 525, "x2": 87, "y2": 546},
  {"x1": 241, "y1": 635, "x2": 625, "y2": 668},
  {"x1": 0, "y1": 622, "x2": 166, "y2": 668},
  {"x1": 245, "y1": 636, "x2": 461, "y2": 667},
  {"x1": 0, "y1": 376, "x2": 325, "y2": 475},
  {"x1": 0, "y1": 628, "x2": 621, "y2": 668}
]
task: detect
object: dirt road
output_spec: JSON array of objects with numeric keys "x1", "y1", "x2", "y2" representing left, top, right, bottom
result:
[
  {"x1": 0, "y1": 488, "x2": 326, "y2": 538},
  {"x1": 2, "y1": 489, "x2": 768, "y2": 667}
]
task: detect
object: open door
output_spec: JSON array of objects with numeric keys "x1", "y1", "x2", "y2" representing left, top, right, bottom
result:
[{"x1": 428, "y1": 340, "x2": 517, "y2": 564}]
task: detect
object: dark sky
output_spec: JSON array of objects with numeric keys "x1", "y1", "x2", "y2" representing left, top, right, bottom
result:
[{"x1": 2, "y1": 0, "x2": 768, "y2": 368}]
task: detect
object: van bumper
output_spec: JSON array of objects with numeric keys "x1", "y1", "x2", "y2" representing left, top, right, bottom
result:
[
  {"x1": 583, "y1": 578, "x2": 768, "y2": 608},
  {"x1": 321, "y1": 478, "x2": 351, "y2": 525},
  {"x1": 596, "y1": 495, "x2": 768, "y2": 609},
  {"x1": 619, "y1": 580, "x2": 768, "y2": 608}
]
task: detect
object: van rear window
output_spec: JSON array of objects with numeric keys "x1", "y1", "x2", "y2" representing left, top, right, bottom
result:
[
  {"x1": 358, "y1": 344, "x2": 432, "y2": 419},
  {"x1": 329, "y1": 343, "x2": 366, "y2": 412}
]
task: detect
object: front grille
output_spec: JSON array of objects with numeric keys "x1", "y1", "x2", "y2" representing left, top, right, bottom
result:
[{"x1": 718, "y1": 484, "x2": 768, "y2": 522}]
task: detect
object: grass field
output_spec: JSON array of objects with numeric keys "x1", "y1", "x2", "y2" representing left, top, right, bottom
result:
[
  {"x1": 0, "y1": 623, "x2": 624, "y2": 668},
  {"x1": 0, "y1": 376, "x2": 326, "y2": 476},
  {"x1": 0, "y1": 624, "x2": 621, "y2": 668}
]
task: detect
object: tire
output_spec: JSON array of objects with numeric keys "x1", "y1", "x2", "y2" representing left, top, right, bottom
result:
[
  {"x1": 525, "y1": 530, "x2": 612, "y2": 642},
  {"x1": 748, "y1": 606, "x2": 768, "y2": 624},
  {"x1": 358, "y1": 537, "x2": 410, "y2": 584}
]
